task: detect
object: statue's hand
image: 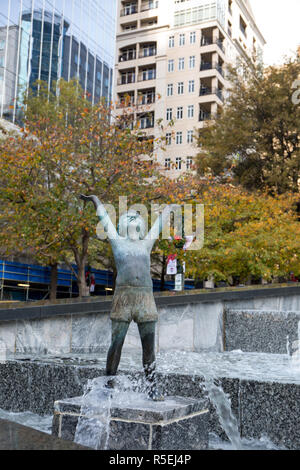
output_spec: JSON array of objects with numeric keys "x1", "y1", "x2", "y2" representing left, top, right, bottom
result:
[{"x1": 80, "y1": 194, "x2": 92, "y2": 202}]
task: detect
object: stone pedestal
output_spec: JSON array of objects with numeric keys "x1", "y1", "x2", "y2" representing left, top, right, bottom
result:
[{"x1": 53, "y1": 394, "x2": 209, "y2": 450}]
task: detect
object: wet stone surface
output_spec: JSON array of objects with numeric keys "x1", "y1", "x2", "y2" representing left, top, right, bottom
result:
[
  {"x1": 53, "y1": 394, "x2": 209, "y2": 451},
  {"x1": 0, "y1": 418, "x2": 88, "y2": 450}
]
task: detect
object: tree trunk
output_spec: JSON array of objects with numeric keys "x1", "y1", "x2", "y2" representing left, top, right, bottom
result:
[
  {"x1": 72, "y1": 232, "x2": 90, "y2": 298},
  {"x1": 160, "y1": 255, "x2": 166, "y2": 292},
  {"x1": 49, "y1": 262, "x2": 58, "y2": 302},
  {"x1": 77, "y1": 261, "x2": 90, "y2": 298}
]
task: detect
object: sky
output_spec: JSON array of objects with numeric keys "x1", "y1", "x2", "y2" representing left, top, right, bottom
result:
[{"x1": 250, "y1": 0, "x2": 300, "y2": 65}]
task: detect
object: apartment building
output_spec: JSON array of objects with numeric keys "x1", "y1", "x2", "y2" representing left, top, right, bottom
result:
[{"x1": 114, "y1": 0, "x2": 265, "y2": 175}]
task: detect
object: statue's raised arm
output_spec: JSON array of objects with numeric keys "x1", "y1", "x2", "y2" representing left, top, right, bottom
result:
[
  {"x1": 144, "y1": 204, "x2": 178, "y2": 250},
  {"x1": 80, "y1": 195, "x2": 119, "y2": 242}
]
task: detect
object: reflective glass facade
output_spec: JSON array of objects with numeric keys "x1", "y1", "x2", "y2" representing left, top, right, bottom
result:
[{"x1": 0, "y1": 0, "x2": 117, "y2": 122}]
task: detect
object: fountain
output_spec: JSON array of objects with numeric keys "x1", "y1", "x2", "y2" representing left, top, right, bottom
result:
[{"x1": 0, "y1": 197, "x2": 299, "y2": 449}]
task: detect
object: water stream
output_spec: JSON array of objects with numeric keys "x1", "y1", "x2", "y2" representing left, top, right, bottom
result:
[
  {"x1": 74, "y1": 377, "x2": 112, "y2": 450},
  {"x1": 202, "y1": 375, "x2": 243, "y2": 450}
]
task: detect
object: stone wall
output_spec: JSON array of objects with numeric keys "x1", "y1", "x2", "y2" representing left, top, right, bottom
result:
[{"x1": 0, "y1": 285, "x2": 299, "y2": 355}]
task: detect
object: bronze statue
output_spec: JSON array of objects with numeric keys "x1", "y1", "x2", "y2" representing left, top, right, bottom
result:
[{"x1": 80, "y1": 195, "x2": 175, "y2": 401}]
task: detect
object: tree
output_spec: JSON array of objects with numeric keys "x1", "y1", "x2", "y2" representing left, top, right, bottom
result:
[
  {"x1": 183, "y1": 183, "x2": 300, "y2": 285},
  {"x1": 0, "y1": 79, "x2": 164, "y2": 297},
  {"x1": 196, "y1": 56, "x2": 300, "y2": 195}
]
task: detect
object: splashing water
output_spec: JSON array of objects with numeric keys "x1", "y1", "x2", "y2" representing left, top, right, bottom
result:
[
  {"x1": 201, "y1": 375, "x2": 243, "y2": 450},
  {"x1": 290, "y1": 321, "x2": 300, "y2": 369},
  {"x1": 74, "y1": 377, "x2": 112, "y2": 450},
  {"x1": 74, "y1": 375, "x2": 147, "y2": 450}
]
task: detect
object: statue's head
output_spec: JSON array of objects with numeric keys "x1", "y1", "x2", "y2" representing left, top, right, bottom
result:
[{"x1": 118, "y1": 210, "x2": 146, "y2": 240}]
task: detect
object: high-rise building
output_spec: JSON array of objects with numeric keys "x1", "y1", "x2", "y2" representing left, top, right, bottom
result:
[
  {"x1": 114, "y1": 0, "x2": 265, "y2": 175},
  {"x1": 0, "y1": 0, "x2": 117, "y2": 123}
]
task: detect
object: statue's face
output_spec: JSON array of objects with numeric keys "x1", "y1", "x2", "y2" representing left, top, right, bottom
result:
[{"x1": 118, "y1": 210, "x2": 146, "y2": 240}]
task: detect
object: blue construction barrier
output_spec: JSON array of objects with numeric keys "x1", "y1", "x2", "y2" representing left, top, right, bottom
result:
[{"x1": 0, "y1": 259, "x2": 195, "y2": 297}]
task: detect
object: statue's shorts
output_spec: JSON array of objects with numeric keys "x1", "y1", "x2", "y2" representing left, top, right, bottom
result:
[{"x1": 110, "y1": 286, "x2": 158, "y2": 323}]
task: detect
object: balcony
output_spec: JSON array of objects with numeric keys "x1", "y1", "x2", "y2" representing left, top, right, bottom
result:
[
  {"x1": 138, "y1": 115, "x2": 155, "y2": 129},
  {"x1": 117, "y1": 100, "x2": 135, "y2": 108},
  {"x1": 140, "y1": 1, "x2": 159, "y2": 12},
  {"x1": 119, "y1": 51, "x2": 137, "y2": 62},
  {"x1": 200, "y1": 37, "x2": 225, "y2": 54},
  {"x1": 138, "y1": 94, "x2": 156, "y2": 106},
  {"x1": 138, "y1": 48, "x2": 157, "y2": 58},
  {"x1": 117, "y1": 74, "x2": 136, "y2": 85},
  {"x1": 200, "y1": 62, "x2": 224, "y2": 77},
  {"x1": 120, "y1": 5, "x2": 138, "y2": 17},
  {"x1": 199, "y1": 111, "x2": 212, "y2": 122},
  {"x1": 199, "y1": 87, "x2": 224, "y2": 101},
  {"x1": 137, "y1": 70, "x2": 156, "y2": 82}
]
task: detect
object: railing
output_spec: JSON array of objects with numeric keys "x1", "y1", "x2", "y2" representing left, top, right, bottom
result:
[
  {"x1": 199, "y1": 111, "x2": 212, "y2": 122},
  {"x1": 120, "y1": 6, "x2": 138, "y2": 17},
  {"x1": 117, "y1": 100, "x2": 135, "y2": 108},
  {"x1": 200, "y1": 62, "x2": 224, "y2": 77},
  {"x1": 140, "y1": 1, "x2": 159, "y2": 12},
  {"x1": 199, "y1": 111, "x2": 218, "y2": 122},
  {"x1": 138, "y1": 95, "x2": 156, "y2": 105},
  {"x1": 199, "y1": 87, "x2": 224, "y2": 101},
  {"x1": 117, "y1": 74, "x2": 136, "y2": 85},
  {"x1": 119, "y1": 51, "x2": 137, "y2": 62},
  {"x1": 200, "y1": 37, "x2": 225, "y2": 54},
  {"x1": 139, "y1": 120, "x2": 154, "y2": 129},
  {"x1": 120, "y1": 2, "x2": 159, "y2": 17},
  {"x1": 138, "y1": 49, "x2": 157, "y2": 58},
  {"x1": 137, "y1": 71, "x2": 156, "y2": 82}
]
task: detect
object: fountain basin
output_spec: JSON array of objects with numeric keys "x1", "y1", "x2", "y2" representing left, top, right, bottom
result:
[{"x1": 0, "y1": 351, "x2": 299, "y2": 449}]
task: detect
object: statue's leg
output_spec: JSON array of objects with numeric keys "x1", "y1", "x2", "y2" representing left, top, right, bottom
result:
[
  {"x1": 106, "y1": 320, "x2": 130, "y2": 380},
  {"x1": 138, "y1": 321, "x2": 164, "y2": 401}
]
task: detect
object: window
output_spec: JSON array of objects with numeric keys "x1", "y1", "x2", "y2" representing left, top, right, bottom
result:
[
  {"x1": 167, "y1": 83, "x2": 173, "y2": 96},
  {"x1": 186, "y1": 157, "x2": 193, "y2": 169},
  {"x1": 176, "y1": 157, "x2": 182, "y2": 170},
  {"x1": 189, "y1": 56, "x2": 195, "y2": 69},
  {"x1": 187, "y1": 131, "x2": 194, "y2": 143},
  {"x1": 177, "y1": 106, "x2": 183, "y2": 119},
  {"x1": 0, "y1": 40, "x2": 5, "y2": 51},
  {"x1": 166, "y1": 133, "x2": 172, "y2": 145},
  {"x1": 178, "y1": 57, "x2": 185, "y2": 71},
  {"x1": 178, "y1": 82, "x2": 184, "y2": 94},
  {"x1": 240, "y1": 16, "x2": 247, "y2": 37},
  {"x1": 165, "y1": 158, "x2": 171, "y2": 170},
  {"x1": 179, "y1": 33, "x2": 185, "y2": 46},
  {"x1": 166, "y1": 108, "x2": 173, "y2": 120},
  {"x1": 176, "y1": 132, "x2": 183, "y2": 144},
  {"x1": 168, "y1": 59, "x2": 174, "y2": 72},
  {"x1": 0, "y1": 56, "x2": 4, "y2": 68},
  {"x1": 187, "y1": 105, "x2": 194, "y2": 118},
  {"x1": 169, "y1": 36, "x2": 175, "y2": 48},
  {"x1": 188, "y1": 80, "x2": 195, "y2": 93},
  {"x1": 190, "y1": 32, "x2": 196, "y2": 44}
]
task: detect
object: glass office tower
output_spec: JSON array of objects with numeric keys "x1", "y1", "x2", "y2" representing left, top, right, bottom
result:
[{"x1": 0, "y1": 0, "x2": 117, "y2": 122}]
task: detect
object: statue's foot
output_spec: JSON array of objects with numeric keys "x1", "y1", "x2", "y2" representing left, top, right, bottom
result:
[
  {"x1": 105, "y1": 378, "x2": 115, "y2": 390},
  {"x1": 148, "y1": 387, "x2": 165, "y2": 402}
]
